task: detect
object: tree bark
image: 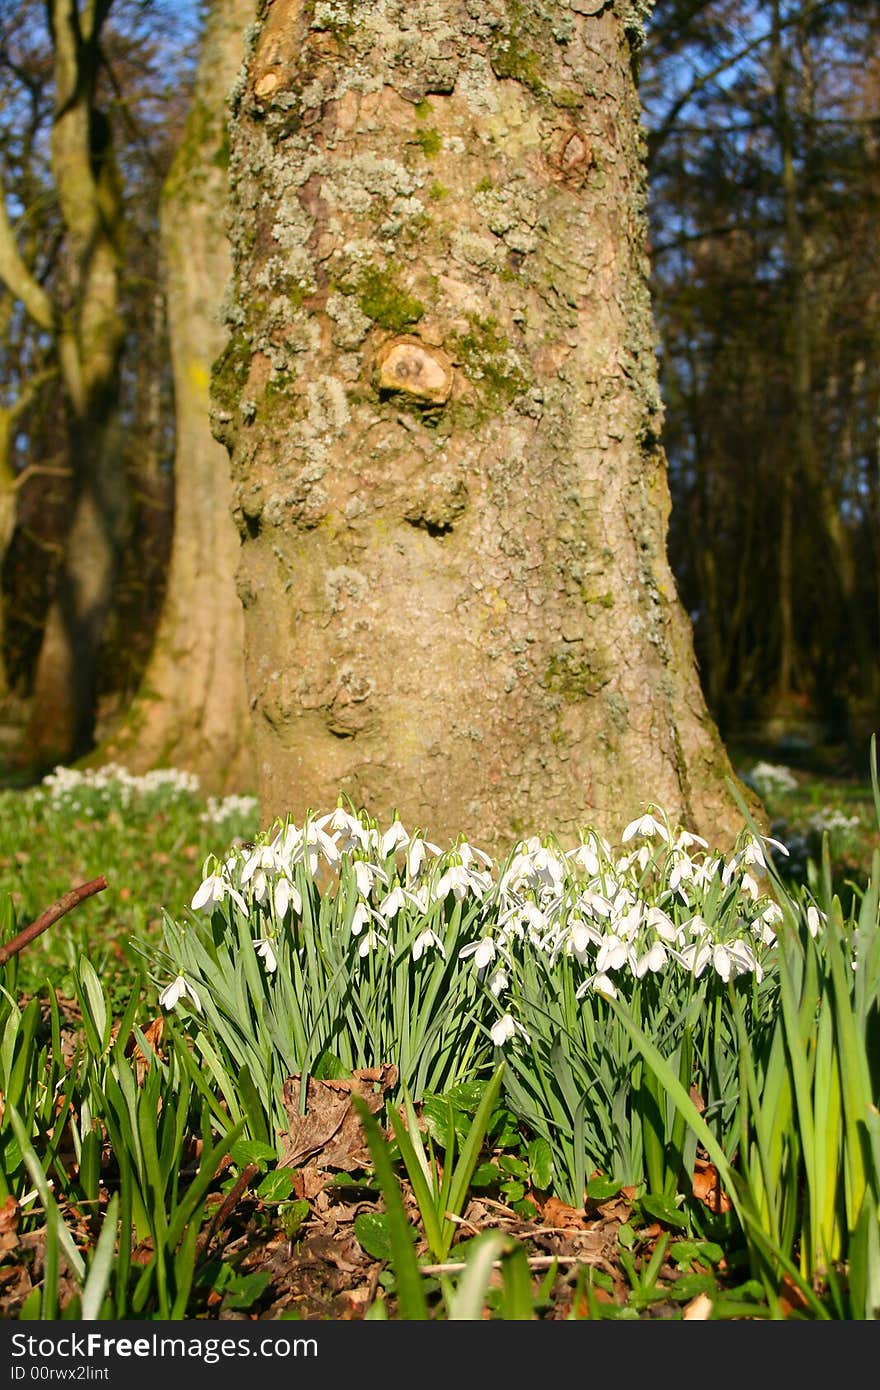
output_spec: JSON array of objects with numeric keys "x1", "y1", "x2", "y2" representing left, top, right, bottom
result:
[
  {"x1": 22, "y1": 0, "x2": 129, "y2": 768},
  {"x1": 219, "y1": 0, "x2": 756, "y2": 853},
  {"x1": 102, "y1": 0, "x2": 255, "y2": 792}
]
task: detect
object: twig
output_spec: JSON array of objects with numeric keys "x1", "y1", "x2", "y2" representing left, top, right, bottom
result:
[
  {"x1": 418, "y1": 1254, "x2": 602, "y2": 1276},
  {"x1": 196, "y1": 1161, "x2": 260, "y2": 1259},
  {"x1": 0, "y1": 876, "x2": 108, "y2": 965}
]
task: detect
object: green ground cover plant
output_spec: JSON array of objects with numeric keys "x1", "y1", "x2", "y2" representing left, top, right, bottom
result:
[{"x1": 0, "y1": 748, "x2": 877, "y2": 1319}]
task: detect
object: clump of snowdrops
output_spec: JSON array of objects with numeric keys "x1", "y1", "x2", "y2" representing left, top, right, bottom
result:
[
  {"x1": 34, "y1": 763, "x2": 259, "y2": 843},
  {"x1": 36, "y1": 763, "x2": 203, "y2": 819},
  {"x1": 154, "y1": 796, "x2": 814, "y2": 1203}
]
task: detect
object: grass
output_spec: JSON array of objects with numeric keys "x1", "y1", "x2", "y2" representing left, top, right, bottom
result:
[{"x1": 0, "y1": 750, "x2": 876, "y2": 1321}]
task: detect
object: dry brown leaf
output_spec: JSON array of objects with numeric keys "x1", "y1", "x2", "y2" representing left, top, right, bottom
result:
[
  {"x1": 689, "y1": 1085, "x2": 707, "y2": 1114},
  {"x1": 596, "y1": 1195, "x2": 634, "y2": 1223},
  {"x1": 541, "y1": 1196, "x2": 587, "y2": 1229},
  {"x1": 778, "y1": 1273, "x2": 811, "y2": 1316},
  {"x1": 683, "y1": 1291, "x2": 714, "y2": 1320},
  {"x1": 293, "y1": 1162, "x2": 328, "y2": 1200},
  {"x1": 0, "y1": 1196, "x2": 19, "y2": 1237},
  {"x1": 0, "y1": 1195, "x2": 19, "y2": 1255},
  {"x1": 279, "y1": 1065, "x2": 398, "y2": 1172},
  {"x1": 125, "y1": 1016, "x2": 165, "y2": 1084},
  {"x1": 692, "y1": 1158, "x2": 733, "y2": 1213}
]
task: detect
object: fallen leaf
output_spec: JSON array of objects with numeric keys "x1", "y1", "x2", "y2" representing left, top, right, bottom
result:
[
  {"x1": 0, "y1": 1196, "x2": 17, "y2": 1236},
  {"x1": 279, "y1": 1066, "x2": 398, "y2": 1172},
  {"x1": 778, "y1": 1273, "x2": 811, "y2": 1315},
  {"x1": 692, "y1": 1159, "x2": 733, "y2": 1213},
  {"x1": 0, "y1": 1195, "x2": 19, "y2": 1254},
  {"x1": 125, "y1": 1016, "x2": 165, "y2": 1084},
  {"x1": 596, "y1": 1195, "x2": 634, "y2": 1223},
  {"x1": 689, "y1": 1085, "x2": 707, "y2": 1114},
  {"x1": 541, "y1": 1196, "x2": 587, "y2": 1229},
  {"x1": 683, "y1": 1291, "x2": 713, "y2": 1320}
]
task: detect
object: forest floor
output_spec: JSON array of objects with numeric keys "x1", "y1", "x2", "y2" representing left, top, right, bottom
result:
[{"x1": 0, "y1": 731, "x2": 875, "y2": 1320}]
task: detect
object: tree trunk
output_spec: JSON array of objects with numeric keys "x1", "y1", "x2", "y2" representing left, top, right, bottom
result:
[
  {"x1": 219, "y1": 0, "x2": 756, "y2": 853},
  {"x1": 102, "y1": 0, "x2": 255, "y2": 792},
  {"x1": 23, "y1": 0, "x2": 129, "y2": 769}
]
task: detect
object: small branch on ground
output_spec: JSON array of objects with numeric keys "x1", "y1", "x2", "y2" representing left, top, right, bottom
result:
[
  {"x1": 196, "y1": 1161, "x2": 261, "y2": 1259},
  {"x1": 0, "y1": 876, "x2": 108, "y2": 965}
]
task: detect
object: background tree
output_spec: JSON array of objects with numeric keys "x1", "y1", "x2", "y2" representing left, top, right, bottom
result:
[
  {"x1": 0, "y1": 0, "x2": 192, "y2": 771},
  {"x1": 642, "y1": 0, "x2": 880, "y2": 747},
  {"x1": 216, "y1": 0, "x2": 753, "y2": 853},
  {"x1": 102, "y1": 0, "x2": 255, "y2": 792}
]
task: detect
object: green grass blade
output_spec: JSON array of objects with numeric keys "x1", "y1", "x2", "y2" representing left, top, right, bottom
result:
[
  {"x1": 8, "y1": 1105, "x2": 85, "y2": 1281},
  {"x1": 81, "y1": 1194, "x2": 119, "y2": 1320},
  {"x1": 387, "y1": 1103, "x2": 446, "y2": 1260},
  {"x1": 353, "y1": 1096, "x2": 429, "y2": 1319},
  {"x1": 446, "y1": 1231, "x2": 511, "y2": 1320},
  {"x1": 446, "y1": 1062, "x2": 505, "y2": 1229}
]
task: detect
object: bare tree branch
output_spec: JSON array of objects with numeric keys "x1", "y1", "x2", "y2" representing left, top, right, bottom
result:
[{"x1": 0, "y1": 875, "x2": 108, "y2": 965}]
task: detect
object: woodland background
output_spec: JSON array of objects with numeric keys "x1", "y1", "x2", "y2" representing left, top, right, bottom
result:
[{"x1": 0, "y1": 0, "x2": 877, "y2": 790}]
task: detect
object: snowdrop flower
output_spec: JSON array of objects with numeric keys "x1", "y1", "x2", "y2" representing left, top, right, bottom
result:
[
  {"x1": 806, "y1": 904, "x2": 825, "y2": 938},
  {"x1": 241, "y1": 844, "x2": 277, "y2": 884},
  {"x1": 304, "y1": 820, "x2": 342, "y2": 871},
  {"x1": 526, "y1": 844, "x2": 566, "y2": 894},
  {"x1": 406, "y1": 835, "x2": 442, "y2": 877},
  {"x1": 621, "y1": 810, "x2": 670, "y2": 844},
  {"x1": 353, "y1": 858, "x2": 384, "y2": 898},
  {"x1": 576, "y1": 972, "x2": 618, "y2": 1001},
  {"x1": 668, "y1": 854, "x2": 695, "y2": 893},
  {"x1": 488, "y1": 967, "x2": 508, "y2": 997},
  {"x1": 568, "y1": 918, "x2": 601, "y2": 957},
  {"x1": 620, "y1": 844, "x2": 654, "y2": 873},
  {"x1": 381, "y1": 818, "x2": 410, "y2": 857},
  {"x1": 739, "y1": 834, "x2": 789, "y2": 873},
  {"x1": 412, "y1": 927, "x2": 445, "y2": 961},
  {"x1": 434, "y1": 862, "x2": 485, "y2": 902},
  {"x1": 712, "y1": 943, "x2": 734, "y2": 983},
  {"x1": 255, "y1": 938, "x2": 278, "y2": 973},
  {"x1": 633, "y1": 942, "x2": 667, "y2": 978},
  {"x1": 674, "y1": 830, "x2": 709, "y2": 851},
  {"x1": 760, "y1": 900, "x2": 784, "y2": 927},
  {"x1": 378, "y1": 885, "x2": 407, "y2": 919},
  {"x1": 274, "y1": 875, "x2": 302, "y2": 919},
  {"x1": 730, "y1": 938, "x2": 763, "y2": 981},
  {"x1": 459, "y1": 936, "x2": 496, "y2": 969},
  {"x1": 679, "y1": 939, "x2": 712, "y2": 977},
  {"x1": 756, "y1": 900, "x2": 783, "y2": 946},
  {"x1": 596, "y1": 934, "x2": 630, "y2": 973},
  {"x1": 691, "y1": 856, "x2": 722, "y2": 889},
  {"x1": 326, "y1": 806, "x2": 370, "y2": 852},
  {"x1": 159, "y1": 975, "x2": 202, "y2": 1012},
  {"x1": 456, "y1": 840, "x2": 494, "y2": 870},
  {"x1": 567, "y1": 839, "x2": 601, "y2": 876},
  {"x1": 358, "y1": 926, "x2": 386, "y2": 958},
  {"x1": 191, "y1": 872, "x2": 247, "y2": 915},
  {"x1": 579, "y1": 890, "x2": 613, "y2": 919},
  {"x1": 616, "y1": 903, "x2": 644, "y2": 940},
  {"x1": 404, "y1": 883, "x2": 430, "y2": 914},
  {"x1": 711, "y1": 939, "x2": 762, "y2": 983},
  {"x1": 249, "y1": 868, "x2": 269, "y2": 903},
  {"x1": 644, "y1": 906, "x2": 679, "y2": 943},
  {"x1": 350, "y1": 900, "x2": 370, "y2": 936},
  {"x1": 490, "y1": 1013, "x2": 531, "y2": 1047}
]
